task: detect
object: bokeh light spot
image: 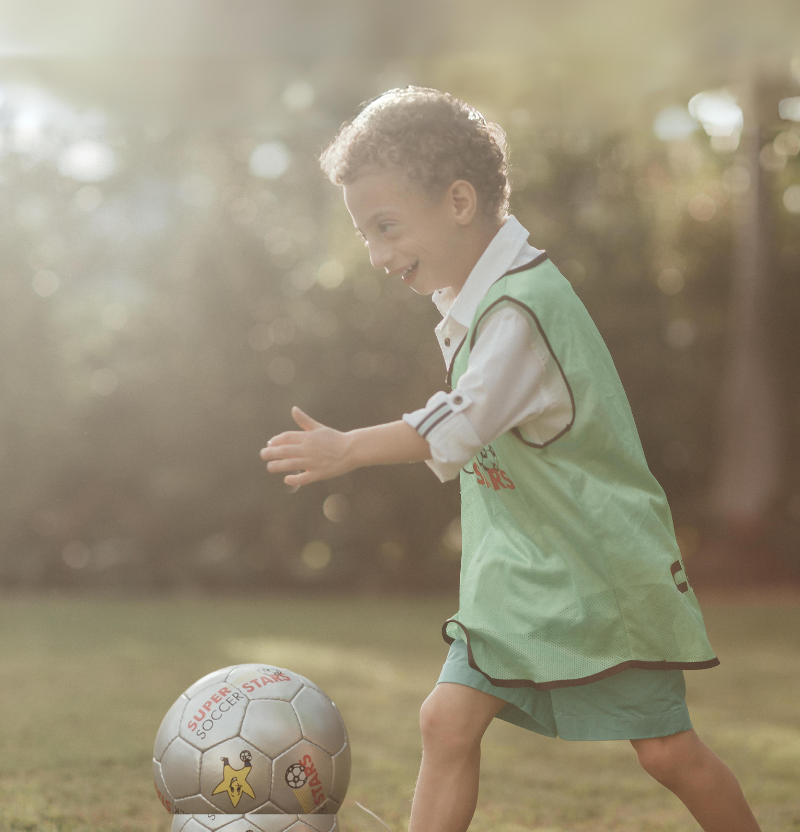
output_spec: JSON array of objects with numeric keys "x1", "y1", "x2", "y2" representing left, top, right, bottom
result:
[
  {"x1": 687, "y1": 194, "x2": 716, "y2": 222},
  {"x1": 783, "y1": 185, "x2": 800, "y2": 214},
  {"x1": 62, "y1": 541, "x2": 91, "y2": 569},
  {"x1": 322, "y1": 494, "x2": 349, "y2": 523},
  {"x1": 58, "y1": 140, "x2": 117, "y2": 182},
  {"x1": 317, "y1": 260, "x2": 345, "y2": 289},
  {"x1": 301, "y1": 540, "x2": 331, "y2": 570},
  {"x1": 774, "y1": 131, "x2": 800, "y2": 157},
  {"x1": 441, "y1": 518, "x2": 462, "y2": 560},
  {"x1": 653, "y1": 107, "x2": 698, "y2": 142},
  {"x1": 688, "y1": 90, "x2": 743, "y2": 137},
  {"x1": 197, "y1": 533, "x2": 233, "y2": 565},
  {"x1": 778, "y1": 97, "x2": 800, "y2": 122},
  {"x1": 657, "y1": 268, "x2": 684, "y2": 295},
  {"x1": 665, "y1": 318, "x2": 697, "y2": 349},
  {"x1": 283, "y1": 80, "x2": 315, "y2": 111},
  {"x1": 759, "y1": 143, "x2": 786, "y2": 172},
  {"x1": 249, "y1": 142, "x2": 290, "y2": 179},
  {"x1": 32, "y1": 270, "x2": 59, "y2": 297},
  {"x1": 710, "y1": 133, "x2": 740, "y2": 153}
]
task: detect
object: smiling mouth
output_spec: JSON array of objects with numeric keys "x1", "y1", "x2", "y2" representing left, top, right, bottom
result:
[{"x1": 401, "y1": 261, "x2": 418, "y2": 282}]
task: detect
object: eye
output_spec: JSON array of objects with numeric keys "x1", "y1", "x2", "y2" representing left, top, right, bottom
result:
[{"x1": 378, "y1": 222, "x2": 394, "y2": 234}]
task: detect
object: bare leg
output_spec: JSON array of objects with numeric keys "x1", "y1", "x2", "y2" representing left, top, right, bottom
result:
[
  {"x1": 631, "y1": 729, "x2": 762, "y2": 832},
  {"x1": 408, "y1": 682, "x2": 506, "y2": 832}
]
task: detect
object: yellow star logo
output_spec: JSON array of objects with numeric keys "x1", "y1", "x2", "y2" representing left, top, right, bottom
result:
[{"x1": 212, "y1": 752, "x2": 256, "y2": 808}]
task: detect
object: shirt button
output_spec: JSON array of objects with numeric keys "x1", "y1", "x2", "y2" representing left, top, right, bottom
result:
[
  {"x1": 444, "y1": 337, "x2": 450, "y2": 347},
  {"x1": 453, "y1": 395, "x2": 463, "y2": 405}
]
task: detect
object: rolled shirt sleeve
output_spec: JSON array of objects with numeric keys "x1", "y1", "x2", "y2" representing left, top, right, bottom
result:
[
  {"x1": 404, "y1": 390, "x2": 485, "y2": 482},
  {"x1": 403, "y1": 304, "x2": 573, "y2": 482}
]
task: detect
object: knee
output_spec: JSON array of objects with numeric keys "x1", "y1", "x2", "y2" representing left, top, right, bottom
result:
[
  {"x1": 631, "y1": 733, "x2": 693, "y2": 787},
  {"x1": 419, "y1": 691, "x2": 479, "y2": 757}
]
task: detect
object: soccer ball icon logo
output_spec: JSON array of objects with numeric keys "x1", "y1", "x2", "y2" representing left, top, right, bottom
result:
[
  {"x1": 285, "y1": 763, "x2": 308, "y2": 789},
  {"x1": 476, "y1": 445, "x2": 500, "y2": 472},
  {"x1": 463, "y1": 443, "x2": 501, "y2": 475}
]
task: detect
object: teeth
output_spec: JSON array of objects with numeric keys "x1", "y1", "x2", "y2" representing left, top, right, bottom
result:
[{"x1": 402, "y1": 262, "x2": 417, "y2": 277}]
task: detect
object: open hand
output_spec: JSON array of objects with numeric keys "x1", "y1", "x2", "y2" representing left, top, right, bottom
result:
[{"x1": 260, "y1": 407, "x2": 354, "y2": 488}]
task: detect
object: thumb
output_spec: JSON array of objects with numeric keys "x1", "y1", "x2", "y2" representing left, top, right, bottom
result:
[{"x1": 291, "y1": 406, "x2": 323, "y2": 431}]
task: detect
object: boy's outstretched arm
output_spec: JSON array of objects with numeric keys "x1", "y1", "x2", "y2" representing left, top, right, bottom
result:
[{"x1": 260, "y1": 406, "x2": 431, "y2": 488}]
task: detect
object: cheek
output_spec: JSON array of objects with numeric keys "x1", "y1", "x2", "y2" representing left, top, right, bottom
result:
[
  {"x1": 415, "y1": 223, "x2": 448, "y2": 257},
  {"x1": 420, "y1": 233, "x2": 455, "y2": 266}
]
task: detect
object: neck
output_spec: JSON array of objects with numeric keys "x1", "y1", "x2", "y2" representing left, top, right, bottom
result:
[{"x1": 449, "y1": 217, "x2": 504, "y2": 296}]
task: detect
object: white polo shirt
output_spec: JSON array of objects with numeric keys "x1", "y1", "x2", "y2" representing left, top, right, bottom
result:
[{"x1": 403, "y1": 215, "x2": 573, "y2": 482}]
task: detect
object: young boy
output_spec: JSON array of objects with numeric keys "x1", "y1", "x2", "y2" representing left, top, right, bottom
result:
[{"x1": 260, "y1": 87, "x2": 762, "y2": 832}]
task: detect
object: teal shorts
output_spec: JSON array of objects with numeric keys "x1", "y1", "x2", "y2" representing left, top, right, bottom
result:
[{"x1": 438, "y1": 638, "x2": 693, "y2": 741}]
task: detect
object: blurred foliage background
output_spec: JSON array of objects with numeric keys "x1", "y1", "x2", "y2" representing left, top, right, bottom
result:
[{"x1": 1, "y1": 0, "x2": 799, "y2": 593}]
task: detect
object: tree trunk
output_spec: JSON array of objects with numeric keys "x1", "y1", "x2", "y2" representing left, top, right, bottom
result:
[{"x1": 693, "y1": 77, "x2": 794, "y2": 588}]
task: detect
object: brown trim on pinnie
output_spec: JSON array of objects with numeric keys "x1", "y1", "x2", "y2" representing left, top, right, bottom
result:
[
  {"x1": 468, "y1": 295, "x2": 576, "y2": 448},
  {"x1": 445, "y1": 336, "x2": 466, "y2": 390},
  {"x1": 503, "y1": 251, "x2": 549, "y2": 276},
  {"x1": 445, "y1": 253, "x2": 548, "y2": 390},
  {"x1": 442, "y1": 619, "x2": 720, "y2": 690}
]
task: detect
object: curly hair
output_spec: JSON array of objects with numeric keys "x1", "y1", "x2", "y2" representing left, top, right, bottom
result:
[{"x1": 319, "y1": 86, "x2": 510, "y2": 221}]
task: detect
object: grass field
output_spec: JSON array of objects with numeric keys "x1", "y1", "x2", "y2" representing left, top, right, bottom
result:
[{"x1": 0, "y1": 593, "x2": 798, "y2": 832}]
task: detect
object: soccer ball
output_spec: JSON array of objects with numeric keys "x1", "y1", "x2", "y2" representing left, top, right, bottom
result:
[
  {"x1": 171, "y1": 814, "x2": 339, "y2": 831},
  {"x1": 153, "y1": 664, "x2": 350, "y2": 815}
]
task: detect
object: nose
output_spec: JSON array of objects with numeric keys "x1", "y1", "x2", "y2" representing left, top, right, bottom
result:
[{"x1": 367, "y1": 240, "x2": 392, "y2": 271}]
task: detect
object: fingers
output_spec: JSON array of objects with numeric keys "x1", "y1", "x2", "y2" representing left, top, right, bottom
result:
[
  {"x1": 266, "y1": 457, "x2": 305, "y2": 474},
  {"x1": 284, "y1": 469, "x2": 317, "y2": 488},
  {"x1": 261, "y1": 431, "x2": 301, "y2": 453},
  {"x1": 261, "y1": 407, "x2": 328, "y2": 488},
  {"x1": 260, "y1": 441, "x2": 302, "y2": 460},
  {"x1": 291, "y1": 406, "x2": 324, "y2": 432}
]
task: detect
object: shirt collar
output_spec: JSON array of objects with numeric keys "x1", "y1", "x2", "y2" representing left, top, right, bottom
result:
[{"x1": 431, "y1": 214, "x2": 532, "y2": 327}]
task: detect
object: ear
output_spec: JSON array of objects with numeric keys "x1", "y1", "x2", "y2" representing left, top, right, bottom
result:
[{"x1": 449, "y1": 180, "x2": 479, "y2": 225}]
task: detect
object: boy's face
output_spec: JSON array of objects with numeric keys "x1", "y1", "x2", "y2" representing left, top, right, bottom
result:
[{"x1": 342, "y1": 165, "x2": 477, "y2": 296}]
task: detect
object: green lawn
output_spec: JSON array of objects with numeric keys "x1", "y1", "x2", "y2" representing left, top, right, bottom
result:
[{"x1": 0, "y1": 594, "x2": 798, "y2": 832}]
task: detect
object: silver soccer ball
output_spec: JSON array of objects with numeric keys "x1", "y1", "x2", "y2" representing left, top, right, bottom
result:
[{"x1": 154, "y1": 665, "x2": 350, "y2": 815}]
